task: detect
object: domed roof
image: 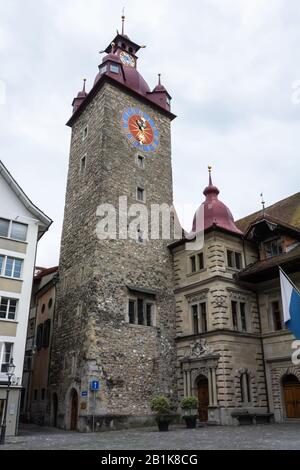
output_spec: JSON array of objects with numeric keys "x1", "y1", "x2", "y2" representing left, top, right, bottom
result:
[{"x1": 192, "y1": 168, "x2": 243, "y2": 235}]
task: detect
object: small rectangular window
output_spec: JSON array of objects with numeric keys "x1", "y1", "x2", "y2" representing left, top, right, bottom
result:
[
  {"x1": 146, "y1": 304, "x2": 153, "y2": 326},
  {"x1": 200, "y1": 302, "x2": 207, "y2": 332},
  {"x1": 235, "y1": 252, "x2": 242, "y2": 270},
  {"x1": 0, "y1": 298, "x2": 18, "y2": 320},
  {"x1": 227, "y1": 250, "x2": 242, "y2": 269},
  {"x1": 41, "y1": 389, "x2": 46, "y2": 400},
  {"x1": 198, "y1": 253, "x2": 204, "y2": 270},
  {"x1": 36, "y1": 323, "x2": 43, "y2": 351},
  {"x1": 190, "y1": 256, "x2": 196, "y2": 273},
  {"x1": 0, "y1": 342, "x2": 13, "y2": 373},
  {"x1": 192, "y1": 304, "x2": 199, "y2": 334},
  {"x1": 231, "y1": 301, "x2": 238, "y2": 330},
  {"x1": 272, "y1": 301, "x2": 282, "y2": 331},
  {"x1": 83, "y1": 126, "x2": 88, "y2": 140},
  {"x1": 11, "y1": 222, "x2": 28, "y2": 241},
  {"x1": 100, "y1": 65, "x2": 107, "y2": 74},
  {"x1": 137, "y1": 299, "x2": 144, "y2": 325},
  {"x1": 34, "y1": 390, "x2": 38, "y2": 401},
  {"x1": 240, "y1": 302, "x2": 247, "y2": 331},
  {"x1": 137, "y1": 187, "x2": 145, "y2": 202},
  {"x1": 264, "y1": 239, "x2": 283, "y2": 259},
  {"x1": 0, "y1": 218, "x2": 9, "y2": 238},
  {"x1": 137, "y1": 155, "x2": 145, "y2": 168},
  {"x1": 129, "y1": 300, "x2": 135, "y2": 324},
  {"x1": 110, "y1": 64, "x2": 119, "y2": 74},
  {"x1": 80, "y1": 155, "x2": 86, "y2": 174},
  {"x1": 42, "y1": 319, "x2": 51, "y2": 348}
]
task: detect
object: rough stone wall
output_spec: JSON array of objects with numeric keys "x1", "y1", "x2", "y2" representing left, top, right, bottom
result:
[{"x1": 50, "y1": 82, "x2": 177, "y2": 430}]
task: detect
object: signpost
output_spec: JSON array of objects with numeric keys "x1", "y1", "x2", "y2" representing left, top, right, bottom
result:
[{"x1": 90, "y1": 380, "x2": 100, "y2": 432}]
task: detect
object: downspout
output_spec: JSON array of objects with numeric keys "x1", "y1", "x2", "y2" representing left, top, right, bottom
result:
[{"x1": 256, "y1": 291, "x2": 270, "y2": 413}]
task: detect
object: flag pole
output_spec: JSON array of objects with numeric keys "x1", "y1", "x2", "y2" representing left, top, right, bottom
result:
[{"x1": 278, "y1": 265, "x2": 300, "y2": 296}]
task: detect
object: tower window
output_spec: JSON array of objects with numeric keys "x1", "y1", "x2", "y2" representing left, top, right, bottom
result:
[
  {"x1": 240, "y1": 302, "x2": 247, "y2": 331},
  {"x1": 127, "y1": 298, "x2": 155, "y2": 327},
  {"x1": 137, "y1": 187, "x2": 145, "y2": 202},
  {"x1": 198, "y1": 253, "x2": 204, "y2": 270},
  {"x1": 83, "y1": 126, "x2": 88, "y2": 140},
  {"x1": 121, "y1": 42, "x2": 126, "y2": 50},
  {"x1": 189, "y1": 252, "x2": 205, "y2": 273},
  {"x1": 231, "y1": 300, "x2": 248, "y2": 332},
  {"x1": 192, "y1": 304, "x2": 199, "y2": 334},
  {"x1": 137, "y1": 155, "x2": 145, "y2": 169},
  {"x1": 100, "y1": 65, "x2": 107, "y2": 74},
  {"x1": 110, "y1": 64, "x2": 119, "y2": 74},
  {"x1": 129, "y1": 47, "x2": 133, "y2": 53},
  {"x1": 80, "y1": 155, "x2": 86, "y2": 174}
]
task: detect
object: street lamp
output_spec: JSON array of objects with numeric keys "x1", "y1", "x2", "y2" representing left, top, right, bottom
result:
[{"x1": 0, "y1": 358, "x2": 16, "y2": 445}]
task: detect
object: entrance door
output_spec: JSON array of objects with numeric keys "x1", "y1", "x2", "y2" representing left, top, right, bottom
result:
[
  {"x1": 70, "y1": 389, "x2": 78, "y2": 431},
  {"x1": 197, "y1": 375, "x2": 209, "y2": 422},
  {"x1": 282, "y1": 374, "x2": 300, "y2": 418}
]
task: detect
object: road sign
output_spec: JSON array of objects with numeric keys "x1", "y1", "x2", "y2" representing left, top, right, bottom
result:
[
  {"x1": 91, "y1": 380, "x2": 100, "y2": 391},
  {"x1": 81, "y1": 391, "x2": 88, "y2": 397}
]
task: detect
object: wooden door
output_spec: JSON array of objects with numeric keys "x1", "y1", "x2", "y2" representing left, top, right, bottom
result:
[
  {"x1": 283, "y1": 384, "x2": 300, "y2": 418},
  {"x1": 70, "y1": 390, "x2": 78, "y2": 431},
  {"x1": 197, "y1": 377, "x2": 209, "y2": 422}
]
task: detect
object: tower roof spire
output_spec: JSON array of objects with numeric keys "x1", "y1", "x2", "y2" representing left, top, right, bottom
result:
[{"x1": 121, "y1": 7, "x2": 125, "y2": 35}]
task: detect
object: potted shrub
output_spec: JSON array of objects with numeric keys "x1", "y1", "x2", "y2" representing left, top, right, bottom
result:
[
  {"x1": 150, "y1": 396, "x2": 174, "y2": 432},
  {"x1": 181, "y1": 396, "x2": 198, "y2": 429}
]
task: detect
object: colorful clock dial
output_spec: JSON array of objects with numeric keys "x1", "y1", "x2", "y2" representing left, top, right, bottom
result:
[
  {"x1": 122, "y1": 108, "x2": 159, "y2": 152},
  {"x1": 120, "y1": 51, "x2": 135, "y2": 68}
]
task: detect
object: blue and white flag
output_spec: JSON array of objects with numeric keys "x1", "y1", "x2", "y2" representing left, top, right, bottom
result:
[{"x1": 279, "y1": 267, "x2": 300, "y2": 340}]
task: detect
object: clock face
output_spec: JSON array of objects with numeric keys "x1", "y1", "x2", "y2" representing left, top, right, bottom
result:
[
  {"x1": 120, "y1": 51, "x2": 135, "y2": 68},
  {"x1": 122, "y1": 108, "x2": 159, "y2": 152}
]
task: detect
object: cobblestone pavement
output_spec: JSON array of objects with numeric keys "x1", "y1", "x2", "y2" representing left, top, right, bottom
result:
[{"x1": 2, "y1": 422, "x2": 300, "y2": 450}]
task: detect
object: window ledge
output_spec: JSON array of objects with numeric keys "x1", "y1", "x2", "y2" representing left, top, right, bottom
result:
[
  {"x1": 0, "y1": 318, "x2": 18, "y2": 324},
  {"x1": 186, "y1": 268, "x2": 207, "y2": 278},
  {"x1": 0, "y1": 236, "x2": 28, "y2": 244},
  {"x1": 0, "y1": 276, "x2": 23, "y2": 282},
  {"x1": 127, "y1": 323, "x2": 157, "y2": 329}
]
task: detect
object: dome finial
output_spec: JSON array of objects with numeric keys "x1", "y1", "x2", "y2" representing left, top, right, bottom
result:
[
  {"x1": 82, "y1": 78, "x2": 87, "y2": 93},
  {"x1": 208, "y1": 165, "x2": 213, "y2": 186},
  {"x1": 158, "y1": 73, "x2": 161, "y2": 85},
  {"x1": 121, "y1": 7, "x2": 125, "y2": 35}
]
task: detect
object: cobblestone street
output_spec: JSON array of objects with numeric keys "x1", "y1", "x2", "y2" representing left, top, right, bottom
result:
[{"x1": 2, "y1": 423, "x2": 300, "y2": 450}]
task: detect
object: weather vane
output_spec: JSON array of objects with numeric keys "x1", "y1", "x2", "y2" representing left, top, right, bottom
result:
[
  {"x1": 260, "y1": 193, "x2": 266, "y2": 215},
  {"x1": 122, "y1": 7, "x2": 125, "y2": 35}
]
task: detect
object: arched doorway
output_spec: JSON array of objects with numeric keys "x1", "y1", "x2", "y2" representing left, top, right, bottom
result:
[
  {"x1": 282, "y1": 374, "x2": 300, "y2": 418},
  {"x1": 51, "y1": 393, "x2": 58, "y2": 427},
  {"x1": 70, "y1": 389, "x2": 78, "y2": 431},
  {"x1": 196, "y1": 375, "x2": 209, "y2": 422}
]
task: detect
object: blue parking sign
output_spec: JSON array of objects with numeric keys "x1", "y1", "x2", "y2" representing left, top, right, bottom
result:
[{"x1": 91, "y1": 380, "x2": 100, "y2": 391}]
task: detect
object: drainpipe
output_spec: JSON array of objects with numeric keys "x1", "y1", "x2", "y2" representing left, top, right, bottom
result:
[{"x1": 256, "y1": 291, "x2": 270, "y2": 413}]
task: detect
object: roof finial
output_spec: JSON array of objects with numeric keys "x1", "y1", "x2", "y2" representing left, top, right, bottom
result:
[
  {"x1": 82, "y1": 78, "x2": 86, "y2": 93},
  {"x1": 121, "y1": 7, "x2": 125, "y2": 35},
  {"x1": 208, "y1": 165, "x2": 213, "y2": 186},
  {"x1": 158, "y1": 73, "x2": 161, "y2": 85},
  {"x1": 260, "y1": 192, "x2": 265, "y2": 216}
]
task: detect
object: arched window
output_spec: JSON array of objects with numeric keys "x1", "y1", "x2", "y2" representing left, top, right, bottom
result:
[{"x1": 240, "y1": 371, "x2": 251, "y2": 403}]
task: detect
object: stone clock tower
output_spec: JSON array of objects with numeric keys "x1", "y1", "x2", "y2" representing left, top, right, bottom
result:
[{"x1": 49, "y1": 24, "x2": 177, "y2": 431}]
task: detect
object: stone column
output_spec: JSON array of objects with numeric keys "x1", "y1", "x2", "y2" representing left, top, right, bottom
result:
[
  {"x1": 212, "y1": 367, "x2": 218, "y2": 405},
  {"x1": 208, "y1": 368, "x2": 213, "y2": 406},
  {"x1": 187, "y1": 370, "x2": 191, "y2": 396}
]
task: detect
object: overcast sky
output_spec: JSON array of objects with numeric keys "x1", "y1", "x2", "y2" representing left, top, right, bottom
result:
[{"x1": 1, "y1": 0, "x2": 300, "y2": 267}]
